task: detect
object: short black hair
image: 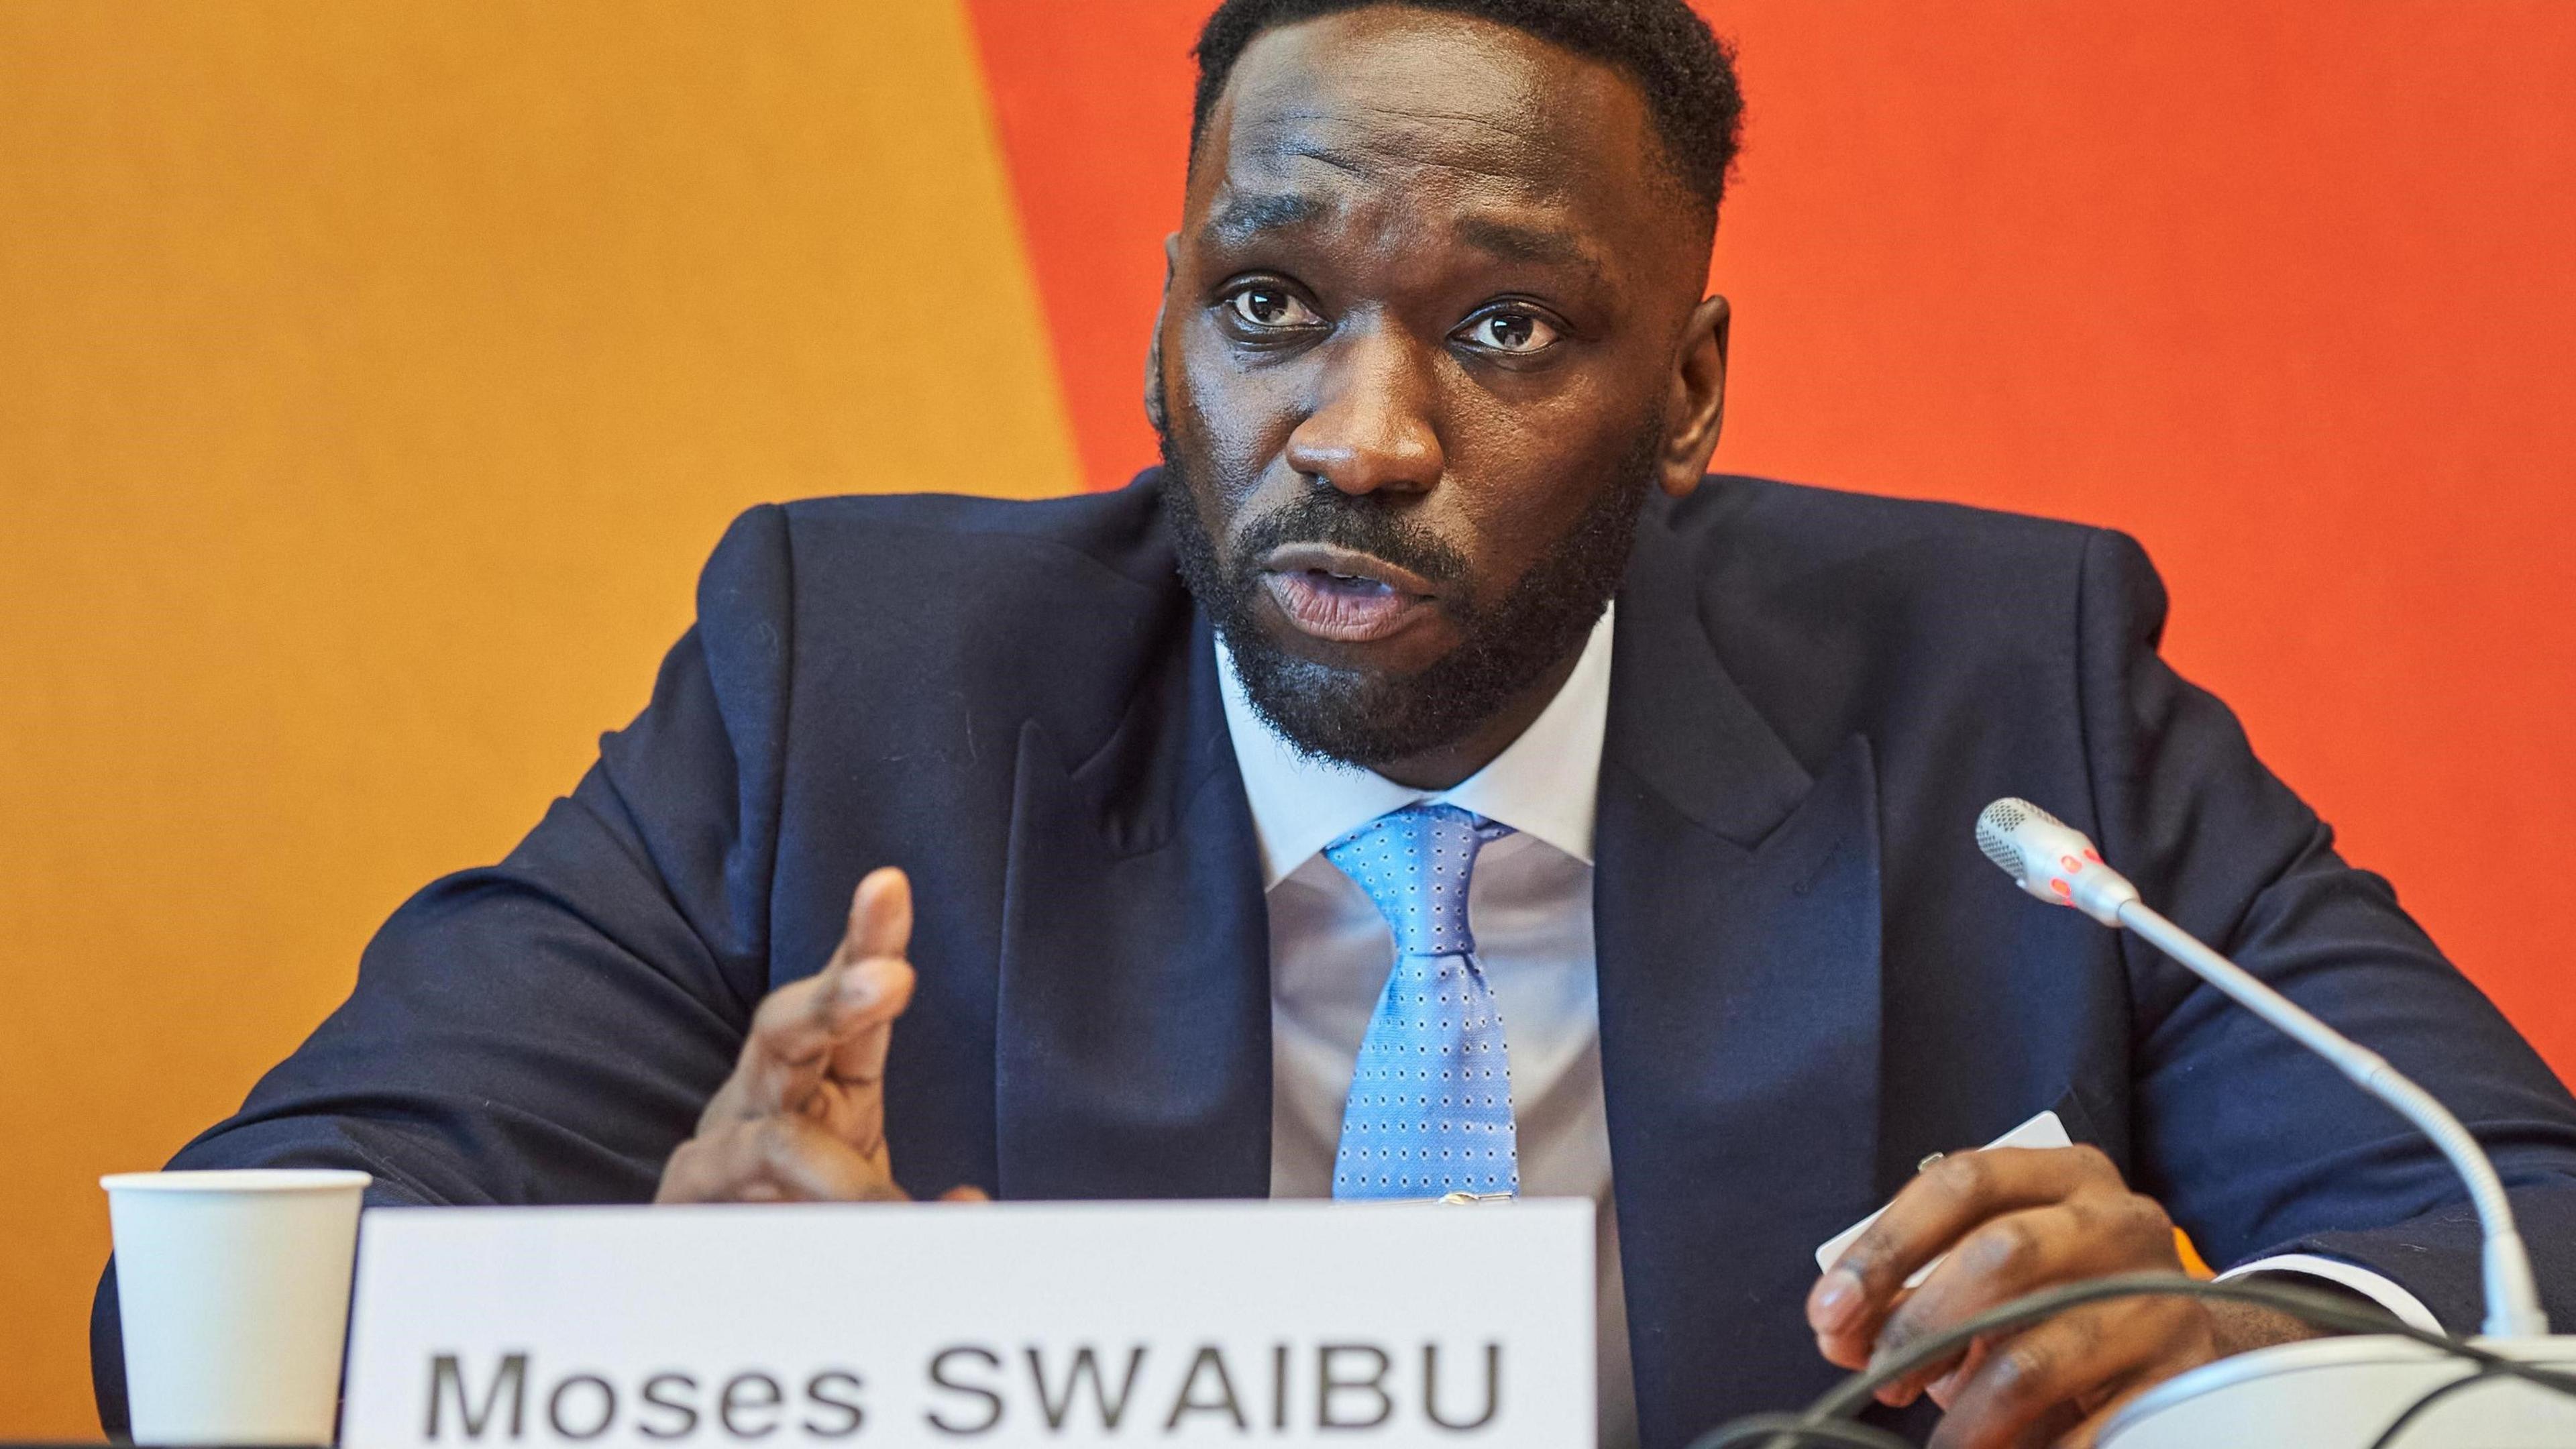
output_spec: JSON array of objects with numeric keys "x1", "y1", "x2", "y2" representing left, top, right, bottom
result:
[{"x1": 1189, "y1": 0, "x2": 1744, "y2": 215}]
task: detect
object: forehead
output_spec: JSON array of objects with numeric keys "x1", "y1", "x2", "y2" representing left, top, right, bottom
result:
[{"x1": 1193, "y1": 9, "x2": 1680, "y2": 256}]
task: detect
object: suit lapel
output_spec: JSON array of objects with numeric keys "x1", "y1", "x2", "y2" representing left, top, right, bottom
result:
[
  {"x1": 1597, "y1": 519, "x2": 1888, "y2": 1446},
  {"x1": 986, "y1": 511, "x2": 1889, "y2": 1438},
  {"x1": 994, "y1": 610, "x2": 1273, "y2": 1199}
]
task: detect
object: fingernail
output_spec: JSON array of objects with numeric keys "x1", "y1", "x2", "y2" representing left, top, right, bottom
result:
[{"x1": 1811, "y1": 1269, "x2": 1862, "y2": 1330}]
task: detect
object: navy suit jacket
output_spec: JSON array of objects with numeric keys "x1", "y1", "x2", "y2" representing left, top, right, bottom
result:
[{"x1": 94, "y1": 474, "x2": 2576, "y2": 1445}]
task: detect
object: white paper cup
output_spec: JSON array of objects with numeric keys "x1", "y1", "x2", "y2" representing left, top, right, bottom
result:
[{"x1": 103, "y1": 1168, "x2": 372, "y2": 1445}]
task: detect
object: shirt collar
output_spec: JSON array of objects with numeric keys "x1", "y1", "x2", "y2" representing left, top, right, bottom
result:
[{"x1": 1217, "y1": 604, "x2": 1613, "y2": 890}]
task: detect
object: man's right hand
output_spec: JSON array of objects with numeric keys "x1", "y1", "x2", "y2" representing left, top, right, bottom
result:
[{"x1": 656, "y1": 867, "x2": 981, "y2": 1203}]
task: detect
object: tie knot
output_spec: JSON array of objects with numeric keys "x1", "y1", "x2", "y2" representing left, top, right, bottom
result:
[{"x1": 1323, "y1": 804, "x2": 1512, "y2": 958}]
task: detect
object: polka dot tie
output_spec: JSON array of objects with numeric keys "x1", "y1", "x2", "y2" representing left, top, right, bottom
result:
[{"x1": 1324, "y1": 803, "x2": 1519, "y2": 1200}]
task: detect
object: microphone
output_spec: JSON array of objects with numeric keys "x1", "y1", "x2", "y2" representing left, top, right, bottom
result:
[{"x1": 1974, "y1": 797, "x2": 2549, "y2": 1340}]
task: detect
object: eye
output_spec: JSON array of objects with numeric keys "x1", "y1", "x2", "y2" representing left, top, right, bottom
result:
[
  {"x1": 1226, "y1": 284, "x2": 1324, "y2": 329},
  {"x1": 1457, "y1": 307, "x2": 1560, "y2": 355}
]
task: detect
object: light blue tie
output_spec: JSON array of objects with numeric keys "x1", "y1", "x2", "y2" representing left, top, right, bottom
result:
[{"x1": 1325, "y1": 804, "x2": 1519, "y2": 1199}]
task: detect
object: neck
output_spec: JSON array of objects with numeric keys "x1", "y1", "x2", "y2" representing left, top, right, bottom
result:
[{"x1": 1369, "y1": 642, "x2": 1588, "y2": 792}]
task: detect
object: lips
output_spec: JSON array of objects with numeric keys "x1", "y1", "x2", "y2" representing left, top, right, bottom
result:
[{"x1": 1258, "y1": 543, "x2": 1440, "y2": 643}]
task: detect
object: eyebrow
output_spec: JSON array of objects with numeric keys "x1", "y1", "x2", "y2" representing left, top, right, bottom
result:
[
  {"x1": 1201, "y1": 193, "x2": 1601, "y2": 278},
  {"x1": 1455, "y1": 216, "x2": 1593, "y2": 270},
  {"x1": 1203, "y1": 192, "x2": 1326, "y2": 248}
]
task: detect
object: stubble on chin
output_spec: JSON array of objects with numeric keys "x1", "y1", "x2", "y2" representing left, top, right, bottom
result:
[{"x1": 1155, "y1": 423, "x2": 1656, "y2": 772}]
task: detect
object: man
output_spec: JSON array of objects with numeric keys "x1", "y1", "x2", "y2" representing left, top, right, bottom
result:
[{"x1": 93, "y1": 1, "x2": 2576, "y2": 1445}]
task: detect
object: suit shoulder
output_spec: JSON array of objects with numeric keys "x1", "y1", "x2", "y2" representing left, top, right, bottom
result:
[
  {"x1": 1656, "y1": 477, "x2": 2159, "y2": 762},
  {"x1": 724, "y1": 477, "x2": 1189, "y2": 739},
  {"x1": 769, "y1": 477, "x2": 1171, "y2": 594},
  {"x1": 1662, "y1": 474, "x2": 2117, "y2": 580}
]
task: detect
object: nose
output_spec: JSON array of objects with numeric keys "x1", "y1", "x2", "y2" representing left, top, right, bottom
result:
[{"x1": 1281, "y1": 317, "x2": 1444, "y2": 497}]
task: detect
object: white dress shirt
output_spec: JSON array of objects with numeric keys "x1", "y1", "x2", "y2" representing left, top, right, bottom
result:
[{"x1": 1216, "y1": 604, "x2": 2435, "y2": 1449}]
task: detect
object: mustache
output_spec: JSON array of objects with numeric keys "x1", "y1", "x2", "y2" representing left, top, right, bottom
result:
[{"x1": 1227, "y1": 492, "x2": 1470, "y2": 590}]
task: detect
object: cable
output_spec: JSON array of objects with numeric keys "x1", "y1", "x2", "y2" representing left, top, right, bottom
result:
[
  {"x1": 1684, "y1": 1273, "x2": 2576, "y2": 1449},
  {"x1": 1805, "y1": 1275, "x2": 2576, "y2": 1421},
  {"x1": 2363, "y1": 1364, "x2": 2504, "y2": 1449},
  {"x1": 1679, "y1": 1414, "x2": 1914, "y2": 1449}
]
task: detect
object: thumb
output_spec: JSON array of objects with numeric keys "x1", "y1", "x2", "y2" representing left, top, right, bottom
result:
[{"x1": 841, "y1": 867, "x2": 913, "y2": 965}]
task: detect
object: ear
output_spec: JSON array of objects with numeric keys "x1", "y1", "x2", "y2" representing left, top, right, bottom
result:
[
  {"x1": 1143, "y1": 231, "x2": 1181, "y2": 434},
  {"x1": 1658, "y1": 294, "x2": 1731, "y2": 498}
]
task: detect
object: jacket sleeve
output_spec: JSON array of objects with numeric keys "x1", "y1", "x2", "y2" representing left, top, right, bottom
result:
[
  {"x1": 91, "y1": 504, "x2": 796, "y2": 1430},
  {"x1": 2076, "y1": 527, "x2": 2576, "y2": 1331}
]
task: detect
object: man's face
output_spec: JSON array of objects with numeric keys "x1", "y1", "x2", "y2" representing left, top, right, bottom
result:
[{"x1": 1155, "y1": 7, "x2": 1725, "y2": 773}]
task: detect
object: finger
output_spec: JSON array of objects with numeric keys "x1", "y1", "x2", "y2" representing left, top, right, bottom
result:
[
  {"x1": 1923, "y1": 1336, "x2": 1990, "y2": 1409},
  {"x1": 2059, "y1": 1376, "x2": 2165, "y2": 1449},
  {"x1": 655, "y1": 1115, "x2": 906, "y2": 1204},
  {"x1": 824, "y1": 950, "x2": 912, "y2": 1165},
  {"x1": 657, "y1": 1116, "x2": 879, "y2": 1203},
  {"x1": 1811, "y1": 1146, "x2": 2122, "y2": 1334},
  {"x1": 834, "y1": 867, "x2": 914, "y2": 966},
  {"x1": 818, "y1": 870, "x2": 918, "y2": 1152},
  {"x1": 733, "y1": 866, "x2": 912, "y2": 1109},
  {"x1": 2059, "y1": 1303, "x2": 2257, "y2": 1448},
  {"x1": 1809, "y1": 1144, "x2": 2124, "y2": 1352},
  {"x1": 1869, "y1": 1193, "x2": 2176, "y2": 1393},
  {"x1": 1819, "y1": 1277, "x2": 1917, "y2": 1373},
  {"x1": 699, "y1": 973, "x2": 835, "y2": 1127},
  {"x1": 939, "y1": 1184, "x2": 991, "y2": 1203},
  {"x1": 728, "y1": 953, "x2": 914, "y2": 1119},
  {"x1": 1866, "y1": 1329, "x2": 1972, "y2": 1412},
  {"x1": 828, "y1": 953, "x2": 914, "y2": 1087},
  {"x1": 1924, "y1": 1299, "x2": 2188, "y2": 1449}
]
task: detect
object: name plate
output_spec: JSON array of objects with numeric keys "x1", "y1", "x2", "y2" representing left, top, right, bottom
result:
[{"x1": 341, "y1": 1200, "x2": 1594, "y2": 1448}]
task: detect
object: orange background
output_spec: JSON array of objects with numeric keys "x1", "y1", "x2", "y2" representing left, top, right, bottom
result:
[{"x1": 4, "y1": 1, "x2": 2571, "y2": 1434}]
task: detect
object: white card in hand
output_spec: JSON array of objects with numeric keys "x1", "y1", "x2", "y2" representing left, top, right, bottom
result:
[{"x1": 1813, "y1": 1108, "x2": 2073, "y2": 1287}]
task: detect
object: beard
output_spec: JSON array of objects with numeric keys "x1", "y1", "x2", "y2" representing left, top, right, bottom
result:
[{"x1": 1158, "y1": 417, "x2": 1658, "y2": 772}]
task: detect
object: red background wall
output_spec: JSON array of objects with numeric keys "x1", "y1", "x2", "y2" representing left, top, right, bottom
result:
[{"x1": 965, "y1": 0, "x2": 2576, "y2": 1080}]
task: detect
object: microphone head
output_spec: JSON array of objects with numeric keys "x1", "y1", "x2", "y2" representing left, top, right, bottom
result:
[
  {"x1": 1976, "y1": 798, "x2": 2139, "y2": 925},
  {"x1": 1974, "y1": 797, "x2": 2051, "y2": 877}
]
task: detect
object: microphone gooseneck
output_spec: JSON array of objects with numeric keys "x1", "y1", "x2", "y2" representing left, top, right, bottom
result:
[{"x1": 1975, "y1": 798, "x2": 2548, "y2": 1340}]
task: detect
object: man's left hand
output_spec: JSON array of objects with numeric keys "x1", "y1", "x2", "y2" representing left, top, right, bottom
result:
[{"x1": 1804, "y1": 1144, "x2": 2330, "y2": 1447}]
